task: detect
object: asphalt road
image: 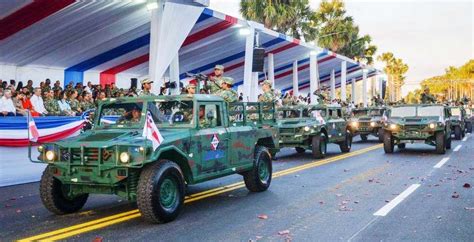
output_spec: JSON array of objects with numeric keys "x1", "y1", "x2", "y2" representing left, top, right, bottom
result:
[{"x1": 1, "y1": 134, "x2": 473, "y2": 241}]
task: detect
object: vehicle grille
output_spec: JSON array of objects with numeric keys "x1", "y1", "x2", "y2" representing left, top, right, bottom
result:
[
  {"x1": 280, "y1": 128, "x2": 297, "y2": 134},
  {"x1": 71, "y1": 147, "x2": 100, "y2": 163}
]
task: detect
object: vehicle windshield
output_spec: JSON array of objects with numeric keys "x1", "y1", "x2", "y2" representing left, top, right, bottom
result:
[
  {"x1": 451, "y1": 108, "x2": 461, "y2": 116},
  {"x1": 390, "y1": 106, "x2": 443, "y2": 118},
  {"x1": 302, "y1": 107, "x2": 327, "y2": 118},
  {"x1": 98, "y1": 100, "x2": 194, "y2": 128},
  {"x1": 369, "y1": 109, "x2": 384, "y2": 116},
  {"x1": 352, "y1": 110, "x2": 368, "y2": 117},
  {"x1": 277, "y1": 109, "x2": 301, "y2": 119}
]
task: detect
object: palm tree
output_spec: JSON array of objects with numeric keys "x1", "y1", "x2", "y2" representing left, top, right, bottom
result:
[{"x1": 378, "y1": 52, "x2": 409, "y2": 102}]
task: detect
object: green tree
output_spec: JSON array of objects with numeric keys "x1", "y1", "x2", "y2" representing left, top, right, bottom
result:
[{"x1": 378, "y1": 52, "x2": 409, "y2": 102}]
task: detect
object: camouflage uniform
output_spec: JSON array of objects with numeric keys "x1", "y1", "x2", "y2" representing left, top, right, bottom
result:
[
  {"x1": 199, "y1": 118, "x2": 210, "y2": 128},
  {"x1": 420, "y1": 92, "x2": 436, "y2": 104},
  {"x1": 139, "y1": 79, "x2": 156, "y2": 96},
  {"x1": 69, "y1": 99, "x2": 82, "y2": 113},
  {"x1": 207, "y1": 76, "x2": 223, "y2": 94},
  {"x1": 41, "y1": 85, "x2": 51, "y2": 94},
  {"x1": 26, "y1": 85, "x2": 34, "y2": 94},
  {"x1": 80, "y1": 100, "x2": 96, "y2": 111},
  {"x1": 52, "y1": 85, "x2": 63, "y2": 92},
  {"x1": 44, "y1": 98, "x2": 62, "y2": 116}
]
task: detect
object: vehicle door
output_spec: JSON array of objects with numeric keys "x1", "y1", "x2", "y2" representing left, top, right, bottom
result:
[
  {"x1": 227, "y1": 103, "x2": 255, "y2": 167},
  {"x1": 196, "y1": 102, "x2": 230, "y2": 177},
  {"x1": 326, "y1": 108, "x2": 341, "y2": 142}
]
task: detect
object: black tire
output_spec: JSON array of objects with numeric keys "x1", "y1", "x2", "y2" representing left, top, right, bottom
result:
[
  {"x1": 454, "y1": 126, "x2": 462, "y2": 140},
  {"x1": 339, "y1": 131, "x2": 352, "y2": 153},
  {"x1": 360, "y1": 134, "x2": 368, "y2": 142},
  {"x1": 312, "y1": 133, "x2": 327, "y2": 158},
  {"x1": 397, "y1": 143, "x2": 406, "y2": 149},
  {"x1": 295, "y1": 147, "x2": 306, "y2": 154},
  {"x1": 466, "y1": 122, "x2": 472, "y2": 133},
  {"x1": 39, "y1": 166, "x2": 88, "y2": 215},
  {"x1": 243, "y1": 146, "x2": 272, "y2": 192},
  {"x1": 378, "y1": 129, "x2": 384, "y2": 142},
  {"x1": 383, "y1": 132, "x2": 394, "y2": 153},
  {"x1": 137, "y1": 160, "x2": 185, "y2": 223},
  {"x1": 435, "y1": 131, "x2": 446, "y2": 154}
]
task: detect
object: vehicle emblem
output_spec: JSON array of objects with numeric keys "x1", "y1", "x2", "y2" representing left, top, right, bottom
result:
[{"x1": 211, "y1": 134, "x2": 219, "y2": 150}]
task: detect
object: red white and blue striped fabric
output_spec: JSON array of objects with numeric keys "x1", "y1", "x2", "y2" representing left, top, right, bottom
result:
[{"x1": 0, "y1": 117, "x2": 84, "y2": 147}]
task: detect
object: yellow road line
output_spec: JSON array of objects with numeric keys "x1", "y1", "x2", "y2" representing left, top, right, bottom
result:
[{"x1": 19, "y1": 144, "x2": 382, "y2": 241}]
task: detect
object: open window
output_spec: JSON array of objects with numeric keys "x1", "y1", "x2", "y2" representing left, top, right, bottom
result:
[{"x1": 198, "y1": 103, "x2": 222, "y2": 129}]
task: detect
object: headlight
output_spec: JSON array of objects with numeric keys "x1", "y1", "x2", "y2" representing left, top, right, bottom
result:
[
  {"x1": 119, "y1": 152, "x2": 130, "y2": 163},
  {"x1": 303, "y1": 126, "x2": 310, "y2": 132},
  {"x1": 429, "y1": 123, "x2": 436, "y2": 129},
  {"x1": 45, "y1": 150, "x2": 56, "y2": 161},
  {"x1": 370, "y1": 121, "x2": 376, "y2": 127},
  {"x1": 37, "y1": 145, "x2": 44, "y2": 152},
  {"x1": 389, "y1": 124, "x2": 398, "y2": 130},
  {"x1": 351, "y1": 121, "x2": 359, "y2": 127}
]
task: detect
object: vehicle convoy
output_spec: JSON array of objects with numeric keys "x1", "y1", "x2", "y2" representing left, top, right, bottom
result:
[
  {"x1": 382, "y1": 104, "x2": 452, "y2": 154},
  {"x1": 30, "y1": 95, "x2": 279, "y2": 223},
  {"x1": 348, "y1": 107, "x2": 387, "y2": 142},
  {"x1": 448, "y1": 106, "x2": 467, "y2": 139},
  {"x1": 276, "y1": 105, "x2": 352, "y2": 158}
]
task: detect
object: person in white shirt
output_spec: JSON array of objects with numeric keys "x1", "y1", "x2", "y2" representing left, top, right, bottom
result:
[
  {"x1": 30, "y1": 88, "x2": 48, "y2": 115},
  {"x1": 57, "y1": 90, "x2": 75, "y2": 116},
  {"x1": 0, "y1": 90, "x2": 17, "y2": 116}
]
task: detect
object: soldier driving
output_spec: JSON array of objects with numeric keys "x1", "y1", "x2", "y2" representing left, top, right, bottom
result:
[
  {"x1": 207, "y1": 65, "x2": 225, "y2": 94},
  {"x1": 198, "y1": 105, "x2": 210, "y2": 128},
  {"x1": 216, "y1": 77, "x2": 238, "y2": 102},
  {"x1": 420, "y1": 87, "x2": 436, "y2": 104},
  {"x1": 119, "y1": 106, "x2": 142, "y2": 124}
]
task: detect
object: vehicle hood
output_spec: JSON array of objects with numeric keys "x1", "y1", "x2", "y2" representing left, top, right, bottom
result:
[
  {"x1": 53, "y1": 129, "x2": 190, "y2": 148},
  {"x1": 389, "y1": 116, "x2": 440, "y2": 125},
  {"x1": 278, "y1": 118, "x2": 323, "y2": 128}
]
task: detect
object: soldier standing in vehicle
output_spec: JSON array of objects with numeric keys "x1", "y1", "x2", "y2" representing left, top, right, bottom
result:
[
  {"x1": 184, "y1": 81, "x2": 197, "y2": 95},
  {"x1": 139, "y1": 79, "x2": 155, "y2": 96},
  {"x1": 313, "y1": 89, "x2": 327, "y2": 104},
  {"x1": 258, "y1": 80, "x2": 275, "y2": 103},
  {"x1": 420, "y1": 87, "x2": 436, "y2": 104},
  {"x1": 216, "y1": 77, "x2": 238, "y2": 102},
  {"x1": 207, "y1": 65, "x2": 225, "y2": 94}
]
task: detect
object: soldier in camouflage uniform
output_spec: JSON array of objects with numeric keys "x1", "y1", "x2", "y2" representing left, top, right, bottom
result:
[
  {"x1": 42, "y1": 79, "x2": 51, "y2": 94},
  {"x1": 198, "y1": 105, "x2": 210, "y2": 128},
  {"x1": 110, "y1": 83, "x2": 119, "y2": 97},
  {"x1": 25, "y1": 80, "x2": 34, "y2": 94},
  {"x1": 420, "y1": 87, "x2": 436, "y2": 104},
  {"x1": 44, "y1": 90, "x2": 62, "y2": 116},
  {"x1": 52, "y1": 80, "x2": 63, "y2": 92},
  {"x1": 313, "y1": 89, "x2": 327, "y2": 104},
  {"x1": 185, "y1": 82, "x2": 196, "y2": 95},
  {"x1": 139, "y1": 79, "x2": 156, "y2": 96},
  {"x1": 80, "y1": 92, "x2": 96, "y2": 111},
  {"x1": 216, "y1": 77, "x2": 238, "y2": 103},
  {"x1": 258, "y1": 80, "x2": 275, "y2": 103},
  {"x1": 69, "y1": 90, "x2": 82, "y2": 114},
  {"x1": 206, "y1": 65, "x2": 225, "y2": 94}
]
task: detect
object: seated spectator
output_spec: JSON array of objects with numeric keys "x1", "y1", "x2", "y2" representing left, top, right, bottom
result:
[
  {"x1": 44, "y1": 90, "x2": 62, "y2": 116},
  {"x1": 69, "y1": 90, "x2": 82, "y2": 114},
  {"x1": 58, "y1": 91, "x2": 75, "y2": 116},
  {"x1": 0, "y1": 90, "x2": 19, "y2": 116},
  {"x1": 30, "y1": 88, "x2": 48, "y2": 116},
  {"x1": 16, "y1": 92, "x2": 34, "y2": 116}
]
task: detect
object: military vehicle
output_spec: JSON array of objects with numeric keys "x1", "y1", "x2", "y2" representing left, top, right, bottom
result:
[
  {"x1": 348, "y1": 107, "x2": 386, "y2": 142},
  {"x1": 448, "y1": 106, "x2": 466, "y2": 139},
  {"x1": 30, "y1": 95, "x2": 279, "y2": 223},
  {"x1": 466, "y1": 108, "x2": 473, "y2": 133},
  {"x1": 383, "y1": 104, "x2": 452, "y2": 154},
  {"x1": 277, "y1": 105, "x2": 352, "y2": 158}
]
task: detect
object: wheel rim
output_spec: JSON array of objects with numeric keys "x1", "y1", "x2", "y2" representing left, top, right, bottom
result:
[
  {"x1": 160, "y1": 178, "x2": 178, "y2": 209},
  {"x1": 258, "y1": 158, "x2": 270, "y2": 182}
]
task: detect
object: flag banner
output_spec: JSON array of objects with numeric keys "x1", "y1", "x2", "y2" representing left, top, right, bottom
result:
[{"x1": 143, "y1": 111, "x2": 164, "y2": 151}]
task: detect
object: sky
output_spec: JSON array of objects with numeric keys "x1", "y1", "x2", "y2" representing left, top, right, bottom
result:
[{"x1": 209, "y1": 0, "x2": 474, "y2": 96}]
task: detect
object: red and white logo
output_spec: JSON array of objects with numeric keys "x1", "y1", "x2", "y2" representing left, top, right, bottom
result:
[
  {"x1": 28, "y1": 116, "x2": 39, "y2": 142},
  {"x1": 210, "y1": 134, "x2": 219, "y2": 150},
  {"x1": 143, "y1": 111, "x2": 164, "y2": 151}
]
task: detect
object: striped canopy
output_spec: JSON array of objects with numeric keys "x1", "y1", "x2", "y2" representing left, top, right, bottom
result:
[{"x1": 0, "y1": 0, "x2": 378, "y2": 93}]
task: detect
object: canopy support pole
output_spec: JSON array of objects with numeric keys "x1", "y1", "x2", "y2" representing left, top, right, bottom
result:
[
  {"x1": 309, "y1": 52, "x2": 319, "y2": 104},
  {"x1": 250, "y1": 72, "x2": 258, "y2": 102},
  {"x1": 169, "y1": 54, "x2": 180, "y2": 95},
  {"x1": 351, "y1": 78, "x2": 356, "y2": 104},
  {"x1": 268, "y1": 53, "x2": 275, "y2": 87},
  {"x1": 292, "y1": 60, "x2": 299, "y2": 97},
  {"x1": 341, "y1": 61, "x2": 347, "y2": 102},
  {"x1": 379, "y1": 76, "x2": 384, "y2": 98},
  {"x1": 330, "y1": 69, "x2": 336, "y2": 100},
  {"x1": 148, "y1": 0, "x2": 165, "y2": 91},
  {"x1": 363, "y1": 70, "x2": 368, "y2": 107},
  {"x1": 242, "y1": 27, "x2": 255, "y2": 102}
]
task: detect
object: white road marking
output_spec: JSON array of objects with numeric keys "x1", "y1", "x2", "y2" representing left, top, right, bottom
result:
[
  {"x1": 462, "y1": 137, "x2": 468, "y2": 142},
  {"x1": 454, "y1": 145, "x2": 462, "y2": 152},
  {"x1": 434, "y1": 157, "x2": 450, "y2": 168},
  {"x1": 373, "y1": 184, "x2": 421, "y2": 216}
]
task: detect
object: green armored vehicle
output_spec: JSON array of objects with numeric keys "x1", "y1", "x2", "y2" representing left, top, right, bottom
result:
[
  {"x1": 466, "y1": 108, "x2": 473, "y2": 133},
  {"x1": 348, "y1": 107, "x2": 386, "y2": 142},
  {"x1": 30, "y1": 95, "x2": 279, "y2": 223},
  {"x1": 383, "y1": 104, "x2": 452, "y2": 154},
  {"x1": 448, "y1": 106, "x2": 466, "y2": 139},
  {"x1": 277, "y1": 105, "x2": 352, "y2": 158}
]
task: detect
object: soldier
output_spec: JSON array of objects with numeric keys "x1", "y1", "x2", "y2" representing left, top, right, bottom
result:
[
  {"x1": 69, "y1": 90, "x2": 82, "y2": 114},
  {"x1": 198, "y1": 106, "x2": 210, "y2": 128},
  {"x1": 42, "y1": 79, "x2": 51, "y2": 94},
  {"x1": 139, "y1": 79, "x2": 155, "y2": 96},
  {"x1": 258, "y1": 80, "x2": 275, "y2": 103},
  {"x1": 25, "y1": 80, "x2": 34, "y2": 94},
  {"x1": 216, "y1": 77, "x2": 238, "y2": 102},
  {"x1": 206, "y1": 65, "x2": 225, "y2": 94},
  {"x1": 313, "y1": 89, "x2": 327, "y2": 104},
  {"x1": 110, "y1": 82, "x2": 119, "y2": 97},
  {"x1": 80, "y1": 92, "x2": 95, "y2": 111},
  {"x1": 420, "y1": 87, "x2": 436, "y2": 104},
  {"x1": 44, "y1": 90, "x2": 62, "y2": 116},
  {"x1": 183, "y1": 80, "x2": 197, "y2": 95},
  {"x1": 52, "y1": 80, "x2": 63, "y2": 92},
  {"x1": 119, "y1": 107, "x2": 141, "y2": 124}
]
